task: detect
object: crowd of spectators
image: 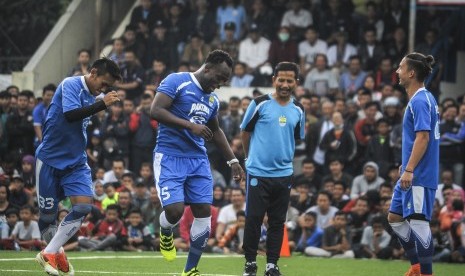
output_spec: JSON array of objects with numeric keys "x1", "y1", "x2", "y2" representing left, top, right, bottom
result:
[{"x1": 0, "y1": 0, "x2": 464, "y2": 264}]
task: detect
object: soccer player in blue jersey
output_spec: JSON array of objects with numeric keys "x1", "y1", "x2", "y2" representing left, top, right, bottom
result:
[
  {"x1": 388, "y1": 53, "x2": 439, "y2": 276},
  {"x1": 35, "y1": 58, "x2": 121, "y2": 276},
  {"x1": 240, "y1": 62, "x2": 305, "y2": 276},
  {"x1": 150, "y1": 49, "x2": 244, "y2": 276}
]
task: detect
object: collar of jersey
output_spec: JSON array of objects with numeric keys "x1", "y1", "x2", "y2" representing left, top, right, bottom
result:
[
  {"x1": 80, "y1": 76, "x2": 91, "y2": 94},
  {"x1": 189, "y1": 73, "x2": 203, "y2": 91},
  {"x1": 410, "y1": 86, "x2": 426, "y2": 100}
]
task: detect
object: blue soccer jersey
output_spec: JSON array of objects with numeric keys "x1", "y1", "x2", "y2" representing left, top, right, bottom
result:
[
  {"x1": 36, "y1": 76, "x2": 95, "y2": 170},
  {"x1": 240, "y1": 94, "x2": 305, "y2": 177},
  {"x1": 155, "y1": 72, "x2": 219, "y2": 157},
  {"x1": 401, "y1": 88, "x2": 440, "y2": 189}
]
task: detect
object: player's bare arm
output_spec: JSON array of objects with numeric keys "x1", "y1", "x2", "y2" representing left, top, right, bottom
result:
[
  {"x1": 240, "y1": 130, "x2": 251, "y2": 159},
  {"x1": 207, "y1": 116, "x2": 244, "y2": 181},
  {"x1": 400, "y1": 130, "x2": 429, "y2": 190},
  {"x1": 150, "y1": 92, "x2": 213, "y2": 140}
]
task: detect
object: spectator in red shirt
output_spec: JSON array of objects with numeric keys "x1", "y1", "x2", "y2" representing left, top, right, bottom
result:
[{"x1": 78, "y1": 204, "x2": 127, "y2": 251}]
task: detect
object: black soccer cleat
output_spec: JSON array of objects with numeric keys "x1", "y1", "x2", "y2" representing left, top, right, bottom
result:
[{"x1": 243, "y1": 261, "x2": 258, "y2": 276}]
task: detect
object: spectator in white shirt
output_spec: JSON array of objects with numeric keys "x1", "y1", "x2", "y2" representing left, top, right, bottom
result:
[
  {"x1": 299, "y1": 26, "x2": 328, "y2": 75},
  {"x1": 238, "y1": 23, "x2": 271, "y2": 74},
  {"x1": 281, "y1": 0, "x2": 313, "y2": 40}
]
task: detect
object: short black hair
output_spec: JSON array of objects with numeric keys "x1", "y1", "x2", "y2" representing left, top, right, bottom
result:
[
  {"x1": 334, "y1": 180, "x2": 346, "y2": 189},
  {"x1": 379, "y1": 182, "x2": 393, "y2": 191},
  {"x1": 318, "y1": 190, "x2": 332, "y2": 202},
  {"x1": 376, "y1": 117, "x2": 389, "y2": 127},
  {"x1": 20, "y1": 204, "x2": 35, "y2": 213},
  {"x1": 0, "y1": 90, "x2": 11, "y2": 99},
  {"x1": 404, "y1": 52, "x2": 434, "y2": 82},
  {"x1": 364, "y1": 101, "x2": 379, "y2": 110},
  {"x1": 301, "y1": 157, "x2": 315, "y2": 166},
  {"x1": 229, "y1": 96, "x2": 241, "y2": 103},
  {"x1": 334, "y1": 210, "x2": 347, "y2": 218},
  {"x1": 236, "y1": 210, "x2": 246, "y2": 218},
  {"x1": 18, "y1": 90, "x2": 32, "y2": 99},
  {"x1": 273, "y1": 62, "x2": 299, "y2": 80},
  {"x1": 305, "y1": 211, "x2": 317, "y2": 220},
  {"x1": 42, "y1": 83, "x2": 56, "y2": 95},
  {"x1": 90, "y1": 57, "x2": 122, "y2": 82},
  {"x1": 231, "y1": 187, "x2": 245, "y2": 196},
  {"x1": 78, "y1": 48, "x2": 91, "y2": 56},
  {"x1": 128, "y1": 208, "x2": 142, "y2": 216},
  {"x1": 141, "y1": 93, "x2": 153, "y2": 101},
  {"x1": 6, "y1": 208, "x2": 19, "y2": 217},
  {"x1": 106, "y1": 204, "x2": 120, "y2": 213},
  {"x1": 371, "y1": 215, "x2": 384, "y2": 226},
  {"x1": 205, "y1": 50, "x2": 233, "y2": 68}
]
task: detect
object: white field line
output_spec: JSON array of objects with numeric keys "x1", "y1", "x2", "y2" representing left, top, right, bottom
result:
[
  {"x1": 0, "y1": 269, "x2": 238, "y2": 276},
  {"x1": 0, "y1": 254, "x2": 243, "y2": 262}
]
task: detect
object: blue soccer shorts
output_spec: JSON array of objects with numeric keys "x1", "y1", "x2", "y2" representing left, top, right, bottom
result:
[
  {"x1": 36, "y1": 158, "x2": 93, "y2": 213},
  {"x1": 389, "y1": 180, "x2": 436, "y2": 221},
  {"x1": 153, "y1": 152, "x2": 213, "y2": 207}
]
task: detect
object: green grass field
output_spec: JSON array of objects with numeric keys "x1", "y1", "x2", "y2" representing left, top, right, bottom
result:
[{"x1": 0, "y1": 251, "x2": 463, "y2": 276}]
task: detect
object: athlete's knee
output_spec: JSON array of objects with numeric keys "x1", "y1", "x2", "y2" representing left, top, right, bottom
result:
[
  {"x1": 164, "y1": 203, "x2": 185, "y2": 223},
  {"x1": 190, "y1": 204, "x2": 211, "y2": 218},
  {"x1": 64, "y1": 203, "x2": 93, "y2": 222}
]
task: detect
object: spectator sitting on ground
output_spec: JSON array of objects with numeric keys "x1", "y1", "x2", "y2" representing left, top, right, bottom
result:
[
  {"x1": 215, "y1": 210, "x2": 246, "y2": 254},
  {"x1": 123, "y1": 209, "x2": 153, "y2": 252},
  {"x1": 305, "y1": 211, "x2": 354, "y2": 258},
  {"x1": 357, "y1": 215, "x2": 392, "y2": 259},
  {"x1": 10, "y1": 205, "x2": 44, "y2": 251},
  {"x1": 215, "y1": 188, "x2": 246, "y2": 242},
  {"x1": 0, "y1": 208, "x2": 19, "y2": 250},
  {"x1": 296, "y1": 211, "x2": 323, "y2": 255},
  {"x1": 78, "y1": 204, "x2": 126, "y2": 251}
]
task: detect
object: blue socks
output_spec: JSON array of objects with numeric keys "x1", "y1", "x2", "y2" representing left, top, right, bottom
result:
[{"x1": 185, "y1": 217, "x2": 211, "y2": 272}]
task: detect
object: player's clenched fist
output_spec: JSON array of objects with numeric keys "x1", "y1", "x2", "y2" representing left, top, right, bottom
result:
[{"x1": 103, "y1": 91, "x2": 120, "y2": 106}]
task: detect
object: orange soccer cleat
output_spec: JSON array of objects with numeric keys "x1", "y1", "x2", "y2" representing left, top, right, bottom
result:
[
  {"x1": 35, "y1": 250, "x2": 58, "y2": 276},
  {"x1": 405, "y1": 263, "x2": 421, "y2": 276},
  {"x1": 55, "y1": 248, "x2": 74, "y2": 276}
]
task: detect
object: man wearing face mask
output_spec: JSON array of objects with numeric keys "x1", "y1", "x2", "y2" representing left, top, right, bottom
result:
[
  {"x1": 267, "y1": 27, "x2": 298, "y2": 69},
  {"x1": 129, "y1": 93, "x2": 158, "y2": 172}
]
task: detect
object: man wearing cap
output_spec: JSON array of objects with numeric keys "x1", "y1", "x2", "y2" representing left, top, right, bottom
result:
[
  {"x1": 145, "y1": 19, "x2": 178, "y2": 71},
  {"x1": 238, "y1": 23, "x2": 271, "y2": 74},
  {"x1": 212, "y1": 22, "x2": 240, "y2": 61}
]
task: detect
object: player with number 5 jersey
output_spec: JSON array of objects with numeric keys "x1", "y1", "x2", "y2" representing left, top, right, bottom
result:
[{"x1": 150, "y1": 50, "x2": 244, "y2": 276}]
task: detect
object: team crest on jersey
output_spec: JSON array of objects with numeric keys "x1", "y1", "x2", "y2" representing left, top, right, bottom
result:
[
  {"x1": 279, "y1": 115, "x2": 287, "y2": 127},
  {"x1": 208, "y1": 96, "x2": 215, "y2": 106}
]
